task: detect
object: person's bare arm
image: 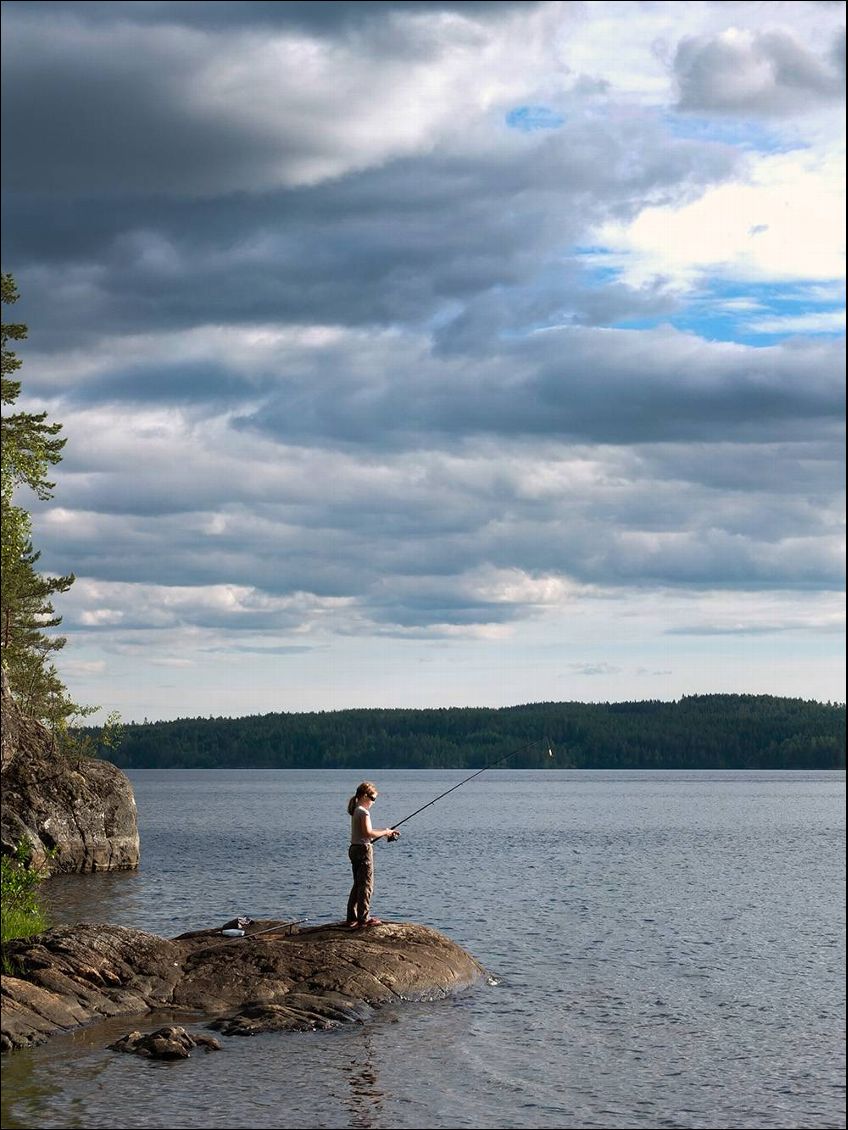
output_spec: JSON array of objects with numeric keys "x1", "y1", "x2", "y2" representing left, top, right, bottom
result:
[{"x1": 363, "y1": 810, "x2": 398, "y2": 841}]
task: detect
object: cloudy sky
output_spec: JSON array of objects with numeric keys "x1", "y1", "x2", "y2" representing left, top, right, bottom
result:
[{"x1": 2, "y1": 0, "x2": 844, "y2": 722}]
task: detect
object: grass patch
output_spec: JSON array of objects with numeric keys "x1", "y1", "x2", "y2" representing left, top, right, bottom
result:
[{"x1": 1, "y1": 842, "x2": 50, "y2": 969}]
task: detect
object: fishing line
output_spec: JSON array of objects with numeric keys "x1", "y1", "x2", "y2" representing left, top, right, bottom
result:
[{"x1": 375, "y1": 737, "x2": 553, "y2": 843}]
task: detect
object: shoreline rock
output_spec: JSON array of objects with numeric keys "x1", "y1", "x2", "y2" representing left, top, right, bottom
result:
[
  {"x1": 1, "y1": 919, "x2": 488, "y2": 1052},
  {"x1": 1, "y1": 672, "x2": 140, "y2": 874}
]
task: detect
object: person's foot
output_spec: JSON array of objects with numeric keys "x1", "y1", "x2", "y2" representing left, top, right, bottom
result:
[{"x1": 362, "y1": 917, "x2": 382, "y2": 926}]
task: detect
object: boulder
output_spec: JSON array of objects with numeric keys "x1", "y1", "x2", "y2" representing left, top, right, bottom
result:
[
  {"x1": 0, "y1": 671, "x2": 139, "y2": 873},
  {"x1": 109, "y1": 1026, "x2": 221, "y2": 1058},
  {"x1": 1, "y1": 919, "x2": 487, "y2": 1052}
]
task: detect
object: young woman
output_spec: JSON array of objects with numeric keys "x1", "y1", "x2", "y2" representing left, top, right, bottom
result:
[{"x1": 346, "y1": 781, "x2": 399, "y2": 928}]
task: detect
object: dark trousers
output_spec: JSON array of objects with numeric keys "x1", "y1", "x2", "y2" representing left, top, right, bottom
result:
[{"x1": 347, "y1": 843, "x2": 374, "y2": 924}]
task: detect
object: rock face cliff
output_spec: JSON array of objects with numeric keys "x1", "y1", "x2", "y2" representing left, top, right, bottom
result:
[
  {"x1": 1, "y1": 918, "x2": 488, "y2": 1050},
  {"x1": 0, "y1": 672, "x2": 140, "y2": 873}
]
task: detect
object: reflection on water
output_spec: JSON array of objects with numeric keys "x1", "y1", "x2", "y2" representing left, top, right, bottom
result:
[
  {"x1": 42, "y1": 869, "x2": 146, "y2": 932},
  {"x1": 344, "y1": 1033, "x2": 386, "y2": 1130},
  {"x1": 0, "y1": 1044, "x2": 67, "y2": 1130}
]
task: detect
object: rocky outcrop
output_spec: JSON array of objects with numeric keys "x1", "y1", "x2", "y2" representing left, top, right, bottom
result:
[
  {"x1": 0, "y1": 670, "x2": 55, "y2": 770},
  {"x1": 0, "y1": 672, "x2": 139, "y2": 873},
  {"x1": 1, "y1": 918, "x2": 487, "y2": 1051}
]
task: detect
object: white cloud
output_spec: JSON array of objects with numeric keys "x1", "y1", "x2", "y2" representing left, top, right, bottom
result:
[
  {"x1": 79, "y1": 608, "x2": 125, "y2": 627},
  {"x1": 53, "y1": 581, "x2": 846, "y2": 721},
  {"x1": 674, "y1": 25, "x2": 845, "y2": 116},
  {"x1": 593, "y1": 146, "x2": 845, "y2": 288},
  {"x1": 555, "y1": 0, "x2": 845, "y2": 105},
  {"x1": 60, "y1": 659, "x2": 107, "y2": 677},
  {"x1": 566, "y1": 661, "x2": 623, "y2": 676},
  {"x1": 717, "y1": 297, "x2": 766, "y2": 313},
  {"x1": 64, "y1": 577, "x2": 356, "y2": 634},
  {"x1": 747, "y1": 310, "x2": 846, "y2": 334}
]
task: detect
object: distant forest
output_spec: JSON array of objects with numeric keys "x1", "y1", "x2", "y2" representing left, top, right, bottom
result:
[{"x1": 92, "y1": 695, "x2": 845, "y2": 770}]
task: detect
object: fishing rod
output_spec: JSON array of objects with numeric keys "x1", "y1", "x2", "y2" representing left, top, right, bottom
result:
[
  {"x1": 221, "y1": 917, "x2": 309, "y2": 939},
  {"x1": 376, "y1": 737, "x2": 553, "y2": 843}
]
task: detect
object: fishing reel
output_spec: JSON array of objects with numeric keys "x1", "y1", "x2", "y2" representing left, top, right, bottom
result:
[{"x1": 386, "y1": 830, "x2": 401, "y2": 843}]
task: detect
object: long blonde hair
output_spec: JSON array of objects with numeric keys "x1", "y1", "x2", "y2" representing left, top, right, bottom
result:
[{"x1": 347, "y1": 781, "x2": 378, "y2": 815}]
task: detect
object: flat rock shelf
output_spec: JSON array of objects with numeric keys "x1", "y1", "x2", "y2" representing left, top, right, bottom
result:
[{"x1": 1, "y1": 919, "x2": 488, "y2": 1050}]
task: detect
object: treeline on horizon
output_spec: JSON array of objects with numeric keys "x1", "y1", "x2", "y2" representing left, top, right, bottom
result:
[{"x1": 88, "y1": 695, "x2": 845, "y2": 771}]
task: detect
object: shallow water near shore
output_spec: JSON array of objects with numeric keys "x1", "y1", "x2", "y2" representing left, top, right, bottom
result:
[{"x1": 2, "y1": 769, "x2": 845, "y2": 1130}]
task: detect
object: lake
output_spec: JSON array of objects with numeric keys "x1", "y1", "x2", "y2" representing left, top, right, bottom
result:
[{"x1": 1, "y1": 770, "x2": 845, "y2": 1129}]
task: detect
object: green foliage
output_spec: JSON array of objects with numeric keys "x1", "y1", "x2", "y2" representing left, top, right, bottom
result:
[
  {"x1": 61, "y1": 709, "x2": 124, "y2": 760},
  {"x1": 1, "y1": 273, "x2": 66, "y2": 503},
  {"x1": 1, "y1": 840, "x2": 50, "y2": 959},
  {"x1": 1, "y1": 272, "x2": 84, "y2": 729},
  {"x1": 2, "y1": 540, "x2": 76, "y2": 723},
  {"x1": 95, "y1": 694, "x2": 846, "y2": 771}
]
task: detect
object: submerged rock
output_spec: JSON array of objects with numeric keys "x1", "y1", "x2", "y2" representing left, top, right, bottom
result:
[
  {"x1": 109, "y1": 1026, "x2": 221, "y2": 1058},
  {"x1": 0, "y1": 919, "x2": 487, "y2": 1052}
]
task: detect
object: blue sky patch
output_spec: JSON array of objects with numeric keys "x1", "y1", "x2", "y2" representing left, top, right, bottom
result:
[
  {"x1": 506, "y1": 105, "x2": 566, "y2": 132},
  {"x1": 612, "y1": 278, "x2": 846, "y2": 345},
  {"x1": 571, "y1": 255, "x2": 845, "y2": 345},
  {"x1": 663, "y1": 113, "x2": 806, "y2": 155}
]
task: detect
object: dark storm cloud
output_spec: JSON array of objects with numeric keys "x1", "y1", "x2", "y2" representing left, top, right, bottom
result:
[
  {"x1": 2, "y1": 0, "x2": 546, "y2": 200},
  {"x1": 3, "y1": 117, "x2": 739, "y2": 357},
  {"x1": 229, "y1": 328, "x2": 843, "y2": 448},
  {"x1": 1, "y1": 0, "x2": 740, "y2": 379},
  {"x1": 674, "y1": 27, "x2": 846, "y2": 116},
  {"x1": 1, "y1": 16, "x2": 320, "y2": 197},
  {"x1": 3, "y1": 2, "x2": 534, "y2": 31},
  {"x1": 24, "y1": 319, "x2": 842, "y2": 451},
  {"x1": 70, "y1": 360, "x2": 265, "y2": 406}
]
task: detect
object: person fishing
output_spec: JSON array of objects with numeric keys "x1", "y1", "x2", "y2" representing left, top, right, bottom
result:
[
  {"x1": 346, "y1": 782, "x2": 399, "y2": 928},
  {"x1": 343, "y1": 743, "x2": 550, "y2": 929}
]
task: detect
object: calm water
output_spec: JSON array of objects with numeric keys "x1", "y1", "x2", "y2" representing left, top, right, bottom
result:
[{"x1": 1, "y1": 770, "x2": 845, "y2": 1130}]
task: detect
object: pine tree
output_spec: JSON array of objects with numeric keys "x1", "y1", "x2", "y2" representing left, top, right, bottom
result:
[{"x1": 1, "y1": 272, "x2": 82, "y2": 728}]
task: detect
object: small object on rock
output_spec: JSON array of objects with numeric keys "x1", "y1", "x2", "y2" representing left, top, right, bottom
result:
[
  {"x1": 108, "y1": 1025, "x2": 221, "y2": 1059},
  {"x1": 221, "y1": 916, "x2": 253, "y2": 931},
  {"x1": 221, "y1": 929, "x2": 245, "y2": 937}
]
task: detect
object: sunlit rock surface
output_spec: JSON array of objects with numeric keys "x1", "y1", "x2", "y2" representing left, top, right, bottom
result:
[{"x1": 1, "y1": 919, "x2": 487, "y2": 1051}]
